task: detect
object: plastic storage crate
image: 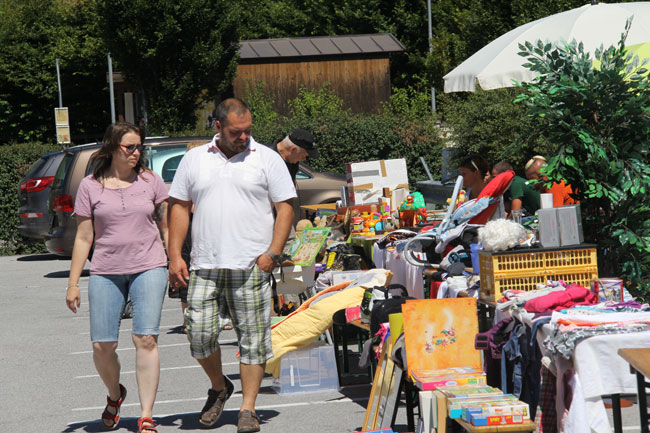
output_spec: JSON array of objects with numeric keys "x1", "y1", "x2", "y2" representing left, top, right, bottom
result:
[
  {"x1": 273, "y1": 342, "x2": 340, "y2": 395},
  {"x1": 479, "y1": 245, "x2": 598, "y2": 303}
]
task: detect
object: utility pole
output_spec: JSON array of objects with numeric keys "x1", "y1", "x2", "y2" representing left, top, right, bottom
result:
[
  {"x1": 427, "y1": 0, "x2": 436, "y2": 112},
  {"x1": 107, "y1": 53, "x2": 116, "y2": 123},
  {"x1": 55, "y1": 59, "x2": 63, "y2": 107}
]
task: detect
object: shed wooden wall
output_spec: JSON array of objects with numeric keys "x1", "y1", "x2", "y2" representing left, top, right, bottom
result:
[{"x1": 233, "y1": 57, "x2": 391, "y2": 114}]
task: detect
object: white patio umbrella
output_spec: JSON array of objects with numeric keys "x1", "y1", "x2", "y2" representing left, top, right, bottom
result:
[{"x1": 443, "y1": 1, "x2": 650, "y2": 92}]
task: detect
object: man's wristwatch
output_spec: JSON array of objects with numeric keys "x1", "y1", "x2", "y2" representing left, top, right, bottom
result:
[{"x1": 265, "y1": 250, "x2": 281, "y2": 263}]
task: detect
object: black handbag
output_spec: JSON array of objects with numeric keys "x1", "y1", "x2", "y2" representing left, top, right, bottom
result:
[{"x1": 369, "y1": 283, "x2": 413, "y2": 336}]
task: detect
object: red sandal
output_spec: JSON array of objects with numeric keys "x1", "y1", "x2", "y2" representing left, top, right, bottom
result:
[
  {"x1": 101, "y1": 383, "x2": 126, "y2": 429},
  {"x1": 138, "y1": 417, "x2": 158, "y2": 433}
]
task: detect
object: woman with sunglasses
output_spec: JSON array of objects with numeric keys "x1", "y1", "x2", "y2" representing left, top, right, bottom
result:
[
  {"x1": 459, "y1": 156, "x2": 490, "y2": 200},
  {"x1": 65, "y1": 122, "x2": 169, "y2": 433}
]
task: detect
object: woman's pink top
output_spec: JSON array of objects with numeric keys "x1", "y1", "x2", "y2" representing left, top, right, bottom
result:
[{"x1": 74, "y1": 171, "x2": 169, "y2": 275}]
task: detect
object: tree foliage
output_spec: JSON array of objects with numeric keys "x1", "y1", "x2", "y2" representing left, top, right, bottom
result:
[
  {"x1": 516, "y1": 24, "x2": 650, "y2": 297},
  {"x1": 96, "y1": 0, "x2": 241, "y2": 132},
  {"x1": 245, "y1": 83, "x2": 445, "y2": 185},
  {"x1": 0, "y1": 0, "x2": 109, "y2": 144},
  {"x1": 437, "y1": 88, "x2": 551, "y2": 172}
]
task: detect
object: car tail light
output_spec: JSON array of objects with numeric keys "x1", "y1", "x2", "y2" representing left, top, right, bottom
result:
[
  {"x1": 53, "y1": 194, "x2": 74, "y2": 213},
  {"x1": 20, "y1": 176, "x2": 54, "y2": 193}
]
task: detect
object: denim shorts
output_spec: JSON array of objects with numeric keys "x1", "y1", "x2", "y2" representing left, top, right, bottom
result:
[{"x1": 88, "y1": 267, "x2": 167, "y2": 342}]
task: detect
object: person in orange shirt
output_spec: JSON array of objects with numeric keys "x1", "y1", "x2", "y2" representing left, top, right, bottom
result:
[{"x1": 525, "y1": 156, "x2": 577, "y2": 207}]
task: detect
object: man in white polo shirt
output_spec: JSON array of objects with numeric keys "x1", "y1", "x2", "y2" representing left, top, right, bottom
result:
[{"x1": 168, "y1": 98, "x2": 295, "y2": 433}]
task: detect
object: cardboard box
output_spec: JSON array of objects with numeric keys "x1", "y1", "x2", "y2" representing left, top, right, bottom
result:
[
  {"x1": 462, "y1": 400, "x2": 529, "y2": 422},
  {"x1": 272, "y1": 263, "x2": 315, "y2": 295},
  {"x1": 346, "y1": 159, "x2": 409, "y2": 205},
  {"x1": 471, "y1": 413, "x2": 524, "y2": 426},
  {"x1": 557, "y1": 204, "x2": 584, "y2": 246}
]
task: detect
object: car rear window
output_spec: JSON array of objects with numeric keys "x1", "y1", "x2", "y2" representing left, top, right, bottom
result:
[
  {"x1": 22, "y1": 157, "x2": 48, "y2": 179},
  {"x1": 42, "y1": 152, "x2": 65, "y2": 176},
  {"x1": 52, "y1": 152, "x2": 75, "y2": 191}
]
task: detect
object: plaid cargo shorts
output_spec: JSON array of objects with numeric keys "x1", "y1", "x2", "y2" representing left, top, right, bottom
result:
[{"x1": 185, "y1": 265, "x2": 273, "y2": 364}]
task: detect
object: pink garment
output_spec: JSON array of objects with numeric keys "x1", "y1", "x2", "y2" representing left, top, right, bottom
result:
[
  {"x1": 524, "y1": 284, "x2": 597, "y2": 313},
  {"x1": 74, "y1": 171, "x2": 169, "y2": 275}
]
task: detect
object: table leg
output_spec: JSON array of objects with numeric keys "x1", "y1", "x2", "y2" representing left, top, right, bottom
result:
[
  {"x1": 404, "y1": 380, "x2": 417, "y2": 432},
  {"x1": 611, "y1": 394, "x2": 623, "y2": 433},
  {"x1": 636, "y1": 371, "x2": 649, "y2": 433}
]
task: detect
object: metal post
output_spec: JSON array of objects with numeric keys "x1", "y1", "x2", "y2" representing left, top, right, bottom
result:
[
  {"x1": 427, "y1": 0, "x2": 436, "y2": 112},
  {"x1": 55, "y1": 59, "x2": 63, "y2": 108},
  {"x1": 107, "y1": 53, "x2": 116, "y2": 124}
]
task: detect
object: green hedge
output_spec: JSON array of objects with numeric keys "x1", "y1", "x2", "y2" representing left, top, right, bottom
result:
[
  {"x1": 0, "y1": 142, "x2": 60, "y2": 255},
  {"x1": 249, "y1": 84, "x2": 446, "y2": 188}
]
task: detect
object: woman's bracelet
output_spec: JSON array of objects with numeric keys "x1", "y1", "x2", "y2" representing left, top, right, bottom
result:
[{"x1": 67, "y1": 283, "x2": 79, "y2": 290}]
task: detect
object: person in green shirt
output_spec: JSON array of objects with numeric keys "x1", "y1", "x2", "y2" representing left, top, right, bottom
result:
[{"x1": 491, "y1": 161, "x2": 540, "y2": 216}]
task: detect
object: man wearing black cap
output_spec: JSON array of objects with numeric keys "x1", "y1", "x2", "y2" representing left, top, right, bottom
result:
[{"x1": 269, "y1": 129, "x2": 319, "y2": 183}]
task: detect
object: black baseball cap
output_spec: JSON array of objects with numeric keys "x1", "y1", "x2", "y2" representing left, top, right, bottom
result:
[{"x1": 288, "y1": 129, "x2": 319, "y2": 158}]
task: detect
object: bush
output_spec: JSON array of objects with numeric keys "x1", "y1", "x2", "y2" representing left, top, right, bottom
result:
[
  {"x1": 0, "y1": 142, "x2": 61, "y2": 255},
  {"x1": 516, "y1": 27, "x2": 650, "y2": 300},
  {"x1": 438, "y1": 88, "x2": 551, "y2": 172},
  {"x1": 246, "y1": 84, "x2": 446, "y2": 188}
]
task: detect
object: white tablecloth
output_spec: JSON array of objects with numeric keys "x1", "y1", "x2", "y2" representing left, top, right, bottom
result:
[
  {"x1": 372, "y1": 242, "x2": 425, "y2": 299},
  {"x1": 514, "y1": 309, "x2": 650, "y2": 433}
]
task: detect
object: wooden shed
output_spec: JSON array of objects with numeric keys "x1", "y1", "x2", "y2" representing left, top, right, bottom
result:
[{"x1": 234, "y1": 34, "x2": 405, "y2": 114}]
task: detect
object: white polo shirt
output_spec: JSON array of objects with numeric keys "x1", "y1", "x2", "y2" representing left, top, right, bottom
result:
[{"x1": 169, "y1": 135, "x2": 296, "y2": 270}]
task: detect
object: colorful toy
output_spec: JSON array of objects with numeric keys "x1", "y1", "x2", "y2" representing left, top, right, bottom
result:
[
  {"x1": 447, "y1": 189, "x2": 467, "y2": 210},
  {"x1": 399, "y1": 192, "x2": 427, "y2": 227}
]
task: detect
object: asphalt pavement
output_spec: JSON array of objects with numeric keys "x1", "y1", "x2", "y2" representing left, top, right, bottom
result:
[
  {"x1": 0, "y1": 253, "x2": 406, "y2": 433},
  {"x1": 1, "y1": 254, "x2": 644, "y2": 433}
]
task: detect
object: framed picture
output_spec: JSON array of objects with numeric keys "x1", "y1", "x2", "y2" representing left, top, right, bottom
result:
[
  {"x1": 289, "y1": 226, "x2": 330, "y2": 266},
  {"x1": 402, "y1": 298, "x2": 481, "y2": 376}
]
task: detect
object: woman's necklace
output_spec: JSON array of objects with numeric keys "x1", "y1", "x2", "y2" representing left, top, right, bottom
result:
[{"x1": 105, "y1": 172, "x2": 137, "y2": 189}]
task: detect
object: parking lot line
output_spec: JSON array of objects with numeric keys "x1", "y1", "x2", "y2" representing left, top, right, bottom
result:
[
  {"x1": 74, "y1": 361, "x2": 241, "y2": 378},
  {"x1": 79, "y1": 323, "x2": 185, "y2": 334},
  {"x1": 69, "y1": 342, "x2": 191, "y2": 355},
  {"x1": 68, "y1": 395, "x2": 368, "y2": 425},
  {"x1": 72, "y1": 307, "x2": 179, "y2": 320}
]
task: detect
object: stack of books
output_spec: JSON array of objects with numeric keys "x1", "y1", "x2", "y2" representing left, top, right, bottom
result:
[
  {"x1": 447, "y1": 394, "x2": 518, "y2": 419},
  {"x1": 435, "y1": 384, "x2": 530, "y2": 426},
  {"x1": 461, "y1": 400, "x2": 530, "y2": 426},
  {"x1": 410, "y1": 366, "x2": 486, "y2": 391}
]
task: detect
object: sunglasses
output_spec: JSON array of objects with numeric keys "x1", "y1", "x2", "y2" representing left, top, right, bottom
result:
[{"x1": 120, "y1": 144, "x2": 144, "y2": 154}]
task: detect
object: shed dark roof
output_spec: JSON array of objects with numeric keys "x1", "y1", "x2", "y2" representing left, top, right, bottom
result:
[{"x1": 239, "y1": 34, "x2": 405, "y2": 60}]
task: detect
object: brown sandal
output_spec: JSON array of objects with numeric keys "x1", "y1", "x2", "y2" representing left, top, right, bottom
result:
[
  {"x1": 237, "y1": 410, "x2": 260, "y2": 433},
  {"x1": 101, "y1": 384, "x2": 126, "y2": 429},
  {"x1": 199, "y1": 375, "x2": 235, "y2": 426}
]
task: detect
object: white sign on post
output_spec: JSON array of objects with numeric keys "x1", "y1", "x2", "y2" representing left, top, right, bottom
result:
[{"x1": 54, "y1": 107, "x2": 70, "y2": 144}]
